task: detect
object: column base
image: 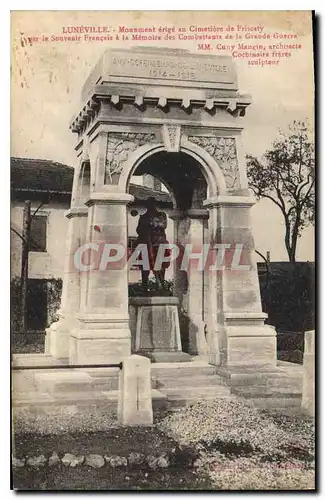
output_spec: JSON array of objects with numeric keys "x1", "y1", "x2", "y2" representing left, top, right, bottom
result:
[
  {"x1": 222, "y1": 313, "x2": 277, "y2": 368},
  {"x1": 140, "y1": 351, "x2": 192, "y2": 363},
  {"x1": 69, "y1": 313, "x2": 131, "y2": 365},
  {"x1": 188, "y1": 316, "x2": 209, "y2": 356},
  {"x1": 45, "y1": 314, "x2": 78, "y2": 359}
]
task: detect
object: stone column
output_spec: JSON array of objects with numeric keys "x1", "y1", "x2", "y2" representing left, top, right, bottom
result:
[
  {"x1": 169, "y1": 210, "x2": 187, "y2": 303},
  {"x1": 169, "y1": 210, "x2": 189, "y2": 352},
  {"x1": 204, "y1": 204, "x2": 221, "y2": 366},
  {"x1": 186, "y1": 209, "x2": 209, "y2": 357},
  {"x1": 45, "y1": 206, "x2": 88, "y2": 359},
  {"x1": 204, "y1": 195, "x2": 277, "y2": 368},
  {"x1": 69, "y1": 192, "x2": 134, "y2": 365}
]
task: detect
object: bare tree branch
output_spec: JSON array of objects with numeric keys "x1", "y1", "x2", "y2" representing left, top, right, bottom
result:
[{"x1": 246, "y1": 120, "x2": 315, "y2": 263}]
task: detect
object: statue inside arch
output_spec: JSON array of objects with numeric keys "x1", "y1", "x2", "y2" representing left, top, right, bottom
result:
[{"x1": 135, "y1": 197, "x2": 171, "y2": 292}]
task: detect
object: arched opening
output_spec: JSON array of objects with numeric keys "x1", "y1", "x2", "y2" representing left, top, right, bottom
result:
[
  {"x1": 71, "y1": 161, "x2": 92, "y2": 311},
  {"x1": 133, "y1": 151, "x2": 207, "y2": 210},
  {"x1": 72, "y1": 160, "x2": 91, "y2": 207},
  {"x1": 126, "y1": 151, "x2": 210, "y2": 356}
]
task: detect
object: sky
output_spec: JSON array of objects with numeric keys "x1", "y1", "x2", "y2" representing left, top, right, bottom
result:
[{"x1": 10, "y1": 10, "x2": 315, "y2": 261}]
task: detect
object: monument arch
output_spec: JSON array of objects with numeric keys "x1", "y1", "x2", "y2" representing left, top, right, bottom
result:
[{"x1": 46, "y1": 46, "x2": 277, "y2": 369}]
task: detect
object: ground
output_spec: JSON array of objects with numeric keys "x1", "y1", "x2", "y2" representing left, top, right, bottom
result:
[
  {"x1": 12, "y1": 427, "x2": 210, "y2": 491},
  {"x1": 12, "y1": 399, "x2": 315, "y2": 491}
]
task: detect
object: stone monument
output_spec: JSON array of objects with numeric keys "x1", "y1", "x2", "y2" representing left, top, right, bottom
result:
[{"x1": 45, "y1": 47, "x2": 277, "y2": 369}]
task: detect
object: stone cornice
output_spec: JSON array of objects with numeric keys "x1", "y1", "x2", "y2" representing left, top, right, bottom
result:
[
  {"x1": 85, "y1": 192, "x2": 134, "y2": 206},
  {"x1": 65, "y1": 207, "x2": 89, "y2": 218},
  {"x1": 186, "y1": 208, "x2": 209, "y2": 219},
  {"x1": 70, "y1": 91, "x2": 252, "y2": 136},
  {"x1": 203, "y1": 195, "x2": 256, "y2": 208}
]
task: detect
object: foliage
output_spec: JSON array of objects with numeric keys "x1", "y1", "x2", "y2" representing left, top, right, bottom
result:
[
  {"x1": 11, "y1": 277, "x2": 63, "y2": 334},
  {"x1": 46, "y1": 278, "x2": 63, "y2": 326},
  {"x1": 128, "y1": 278, "x2": 174, "y2": 297},
  {"x1": 247, "y1": 121, "x2": 315, "y2": 262},
  {"x1": 11, "y1": 277, "x2": 22, "y2": 332},
  {"x1": 258, "y1": 262, "x2": 315, "y2": 332},
  {"x1": 12, "y1": 333, "x2": 45, "y2": 353}
]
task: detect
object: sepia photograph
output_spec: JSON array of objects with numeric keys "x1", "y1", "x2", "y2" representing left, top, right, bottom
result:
[{"x1": 10, "y1": 10, "x2": 315, "y2": 491}]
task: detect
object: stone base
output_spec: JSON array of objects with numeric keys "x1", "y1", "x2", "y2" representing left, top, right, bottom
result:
[
  {"x1": 140, "y1": 351, "x2": 192, "y2": 363},
  {"x1": 45, "y1": 315, "x2": 78, "y2": 359},
  {"x1": 68, "y1": 313, "x2": 132, "y2": 365},
  {"x1": 222, "y1": 317, "x2": 277, "y2": 367},
  {"x1": 69, "y1": 336, "x2": 130, "y2": 365},
  {"x1": 129, "y1": 296, "x2": 182, "y2": 353}
]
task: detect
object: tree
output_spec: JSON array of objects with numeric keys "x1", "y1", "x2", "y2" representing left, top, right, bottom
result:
[
  {"x1": 246, "y1": 120, "x2": 315, "y2": 263},
  {"x1": 11, "y1": 193, "x2": 58, "y2": 332}
]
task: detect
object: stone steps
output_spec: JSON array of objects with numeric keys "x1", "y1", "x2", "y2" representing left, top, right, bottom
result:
[
  {"x1": 266, "y1": 375, "x2": 302, "y2": 391},
  {"x1": 166, "y1": 392, "x2": 233, "y2": 409},
  {"x1": 13, "y1": 357, "x2": 304, "y2": 416},
  {"x1": 163, "y1": 384, "x2": 231, "y2": 397},
  {"x1": 150, "y1": 360, "x2": 231, "y2": 408},
  {"x1": 12, "y1": 354, "x2": 66, "y2": 368},
  {"x1": 215, "y1": 372, "x2": 302, "y2": 391},
  {"x1": 34, "y1": 371, "x2": 95, "y2": 393},
  {"x1": 153, "y1": 373, "x2": 226, "y2": 389},
  {"x1": 13, "y1": 388, "x2": 167, "y2": 413},
  {"x1": 88, "y1": 377, "x2": 119, "y2": 391},
  {"x1": 151, "y1": 361, "x2": 216, "y2": 379},
  {"x1": 231, "y1": 385, "x2": 301, "y2": 398},
  {"x1": 232, "y1": 385, "x2": 301, "y2": 410},
  {"x1": 161, "y1": 384, "x2": 231, "y2": 409},
  {"x1": 214, "y1": 363, "x2": 303, "y2": 411},
  {"x1": 237, "y1": 396, "x2": 302, "y2": 410}
]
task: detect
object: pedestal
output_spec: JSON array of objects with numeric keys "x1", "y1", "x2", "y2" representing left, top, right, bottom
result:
[{"x1": 129, "y1": 296, "x2": 191, "y2": 362}]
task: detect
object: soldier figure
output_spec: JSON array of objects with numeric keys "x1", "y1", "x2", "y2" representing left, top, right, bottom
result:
[{"x1": 135, "y1": 197, "x2": 170, "y2": 291}]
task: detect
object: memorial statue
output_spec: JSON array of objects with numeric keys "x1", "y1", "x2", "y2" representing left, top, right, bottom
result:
[{"x1": 135, "y1": 197, "x2": 170, "y2": 292}]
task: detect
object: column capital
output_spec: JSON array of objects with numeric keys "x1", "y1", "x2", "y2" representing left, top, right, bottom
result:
[
  {"x1": 65, "y1": 206, "x2": 89, "y2": 218},
  {"x1": 169, "y1": 209, "x2": 187, "y2": 221},
  {"x1": 203, "y1": 195, "x2": 256, "y2": 208},
  {"x1": 169, "y1": 208, "x2": 209, "y2": 220},
  {"x1": 187, "y1": 208, "x2": 209, "y2": 220},
  {"x1": 85, "y1": 192, "x2": 134, "y2": 206}
]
